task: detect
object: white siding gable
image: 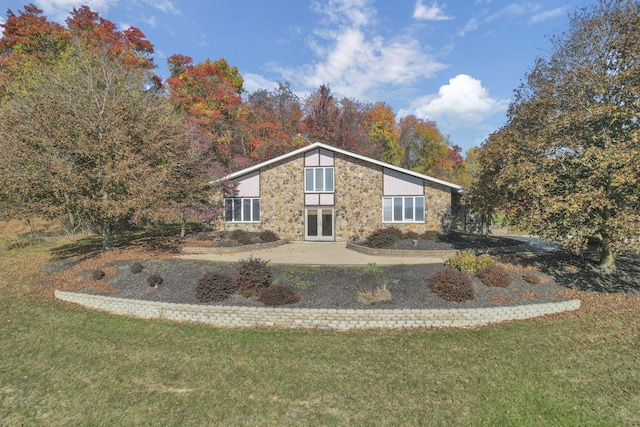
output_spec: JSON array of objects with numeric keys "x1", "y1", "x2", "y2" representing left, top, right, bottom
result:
[
  {"x1": 233, "y1": 171, "x2": 260, "y2": 197},
  {"x1": 383, "y1": 167, "x2": 423, "y2": 196}
]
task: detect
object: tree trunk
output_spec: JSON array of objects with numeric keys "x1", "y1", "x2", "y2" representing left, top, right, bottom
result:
[
  {"x1": 101, "y1": 222, "x2": 114, "y2": 252},
  {"x1": 180, "y1": 210, "x2": 187, "y2": 238},
  {"x1": 598, "y1": 236, "x2": 616, "y2": 269}
]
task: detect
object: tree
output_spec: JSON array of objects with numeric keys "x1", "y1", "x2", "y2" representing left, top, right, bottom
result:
[
  {"x1": 166, "y1": 55, "x2": 245, "y2": 170},
  {"x1": 467, "y1": 0, "x2": 640, "y2": 268},
  {"x1": 0, "y1": 41, "x2": 205, "y2": 251},
  {"x1": 364, "y1": 102, "x2": 403, "y2": 165}
]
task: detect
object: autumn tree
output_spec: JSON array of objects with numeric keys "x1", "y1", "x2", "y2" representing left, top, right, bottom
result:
[
  {"x1": 467, "y1": 0, "x2": 640, "y2": 268},
  {"x1": 166, "y1": 55, "x2": 245, "y2": 170},
  {"x1": 0, "y1": 39, "x2": 205, "y2": 251},
  {"x1": 364, "y1": 102, "x2": 403, "y2": 165}
]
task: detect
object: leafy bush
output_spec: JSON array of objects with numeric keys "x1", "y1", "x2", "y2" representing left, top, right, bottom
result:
[
  {"x1": 92, "y1": 269, "x2": 105, "y2": 280},
  {"x1": 420, "y1": 230, "x2": 443, "y2": 241},
  {"x1": 235, "y1": 256, "x2": 273, "y2": 297},
  {"x1": 476, "y1": 264, "x2": 511, "y2": 288},
  {"x1": 445, "y1": 250, "x2": 495, "y2": 274},
  {"x1": 259, "y1": 230, "x2": 279, "y2": 242},
  {"x1": 403, "y1": 230, "x2": 421, "y2": 240},
  {"x1": 196, "y1": 271, "x2": 237, "y2": 303},
  {"x1": 258, "y1": 284, "x2": 301, "y2": 306},
  {"x1": 130, "y1": 262, "x2": 143, "y2": 274},
  {"x1": 428, "y1": 266, "x2": 475, "y2": 302},
  {"x1": 522, "y1": 272, "x2": 541, "y2": 285},
  {"x1": 147, "y1": 273, "x2": 163, "y2": 287},
  {"x1": 366, "y1": 227, "x2": 404, "y2": 248},
  {"x1": 231, "y1": 229, "x2": 253, "y2": 245}
]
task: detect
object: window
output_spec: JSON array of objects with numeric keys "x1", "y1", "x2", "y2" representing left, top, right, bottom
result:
[
  {"x1": 224, "y1": 198, "x2": 260, "y2": 222},
  {"x1": 305, "y1": 167, "x2": 334, "y2": 192},
  {"x1": 383, "y1": 196, "x2": 424, "y2": 222}
]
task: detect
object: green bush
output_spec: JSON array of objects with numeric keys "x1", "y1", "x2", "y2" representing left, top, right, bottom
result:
[
  {"x1": 130, "y1": 262, "x2": 143, "y2": 274},
  {"x1": 366, "y1": 227, "x2": 404, "y2": 248},
  {"x1": 258, "y1": 284, "x2": 301, "y2": 306},
  {"x1": 259, "y1": 230, "x2": 279, "y2": 242},
  {"x1": 445, "y1": 250, "x2": 495, "y2": 274},
  {"x1": 235, "y1": 256, "x2": 273, "y2": 297},
  {"x1": 147, "y1": 273, "x2": 163, "y2": 287},
  {"x1": 91, "y1": 269, "x2": 105, "y2": 280},
  {"x1": 196, "y1": 271, "x2": 237, "y2": 303},
  {"x1": 231, "y1": 229, "x2": 253, "y2": 245},
  {"x1": 522, "y1": 272, "x2": 541, "y2": 285},
  {"x1": 428, "y1": 266, "x2": 475, "y2": 302},
  {"x1": 476, "y1": 264, "x2": 511, "y2": 288}
]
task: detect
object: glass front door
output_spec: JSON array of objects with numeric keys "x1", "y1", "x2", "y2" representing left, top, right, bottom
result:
[{"x1": 305, "y1": 208, "x2": 334, "y2": 241}]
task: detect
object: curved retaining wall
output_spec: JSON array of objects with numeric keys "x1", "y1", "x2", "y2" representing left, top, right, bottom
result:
[{"x1": 55, "y1": 290, "x2": 580, "y2": 330}]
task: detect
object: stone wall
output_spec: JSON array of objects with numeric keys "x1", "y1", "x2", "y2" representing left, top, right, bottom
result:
[{"x1": 55, "y1": 290, "x2": 581, "y2": 330}]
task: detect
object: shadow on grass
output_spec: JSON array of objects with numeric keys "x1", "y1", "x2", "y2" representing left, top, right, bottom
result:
[
  {"x1": 49, "y1": 223, "x2": 201, "y2": 260},
  {"x1": 502, "y1": 249, "x2": 640, "y2": 294}
]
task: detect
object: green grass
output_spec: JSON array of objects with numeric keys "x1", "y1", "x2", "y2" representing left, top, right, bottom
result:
[{"x1": 1, "y1": 237, "x2": 639, "y2": 426}]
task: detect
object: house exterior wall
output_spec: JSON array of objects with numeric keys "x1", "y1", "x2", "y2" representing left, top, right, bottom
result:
[{"x1": 222, "y1": 149, "x2": 455, "y2": 242}]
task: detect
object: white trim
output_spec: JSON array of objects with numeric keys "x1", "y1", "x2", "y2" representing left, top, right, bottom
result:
[{"x1": 214, "y1": 142, "x2": 462, "y2": 191}]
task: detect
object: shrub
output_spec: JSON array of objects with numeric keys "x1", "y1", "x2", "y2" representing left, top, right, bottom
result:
[
  {"x1": 259, "y1": 230, "x2": 279, "y2": 242},
  {"x1": 403, "y1": 230, "x2": 421, "y2": 240},
  {"x1": 356, "y1": 284, "x2": 393, "y2": 305},
  {"x1": 196, "y1": 271, "x2": 237, "y2": 303},
  {"x1": 130, "y1": 262, "x2": 143, "y2": 274},
  {"x1": 428, "y1": 266, "x2": 475, "y2": 302},
  {"x1": 445, "y1": 250, "x2": 495, "y2": 274},
  {"x1": 420, "y1": 230, "x2": 443, "y2": 241},
  {"x1": 231, "y1": 229, "x2": 253, "y2": 245},
  {"x1": 258, "y1": 284, "x2": 301, "y2": 306},
  {"x1": 366, "y1": 227, "x2": 404, "y2": 248},
  {"x1": 235, "y1": 256, "x2": 272, "y2": 297},
  {"x1": 476, "y1": 264, "x2": 511, "y2": 288},
  {"x1": 92, "y1": 269, "x2": 105, "y2": 280},
  {"x1": 522, "y1": 272, "x2": 541, "y2": 285},
  {"x1": 147, "y1": 273, "x2": 163, "y2": 287}
]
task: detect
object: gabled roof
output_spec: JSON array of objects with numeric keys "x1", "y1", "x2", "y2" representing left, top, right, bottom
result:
[{"x1": 217, "y1": 142, "x2": 463, "y2": 191}]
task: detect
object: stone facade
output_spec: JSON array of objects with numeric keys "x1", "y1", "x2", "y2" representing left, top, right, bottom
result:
[{"x1": 221, "y1": 144, "x2": 459, "y2": 242}]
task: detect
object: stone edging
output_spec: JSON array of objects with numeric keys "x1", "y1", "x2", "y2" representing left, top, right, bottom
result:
[
  {"x1": 180, "y1": 239, "x2": 287, "y2": 255},
  {"x1": 55, "y1": 290, "x2": 581, "y2": 330},
  {"x1": 346, "y1": 241, "x2": 529, "y2": 257}
]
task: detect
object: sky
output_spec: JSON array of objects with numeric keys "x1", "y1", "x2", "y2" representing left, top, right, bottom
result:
[{"x1": 1, "y1": 0, "x2": 600, "y2": 153}]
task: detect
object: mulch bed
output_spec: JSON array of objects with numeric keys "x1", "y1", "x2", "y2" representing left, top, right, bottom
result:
[{"x1": 44, "y1": 232, "x2": 640, "y2": 314}]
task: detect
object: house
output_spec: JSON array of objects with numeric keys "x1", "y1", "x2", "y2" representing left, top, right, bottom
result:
[{"x1": 217, "y1": 142, "x2": 463, "y2": 242}]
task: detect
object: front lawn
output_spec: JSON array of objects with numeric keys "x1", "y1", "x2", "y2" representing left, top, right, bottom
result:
[{"x1": 1, "y1": 232, "x2": 639, "y2": 425}]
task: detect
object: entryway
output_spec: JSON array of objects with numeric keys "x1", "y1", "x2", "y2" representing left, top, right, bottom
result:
[{"x1": 305, "y1": 208, "x2": 334, "y2": 241}]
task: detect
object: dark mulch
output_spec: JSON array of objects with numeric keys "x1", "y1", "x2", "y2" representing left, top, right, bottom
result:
[
  {"x1": 353, "y1": 232, "x2": 524, "y2": 251},
  {"x1": 48, "y1": 234, "x2": 640, "y2": 312}
]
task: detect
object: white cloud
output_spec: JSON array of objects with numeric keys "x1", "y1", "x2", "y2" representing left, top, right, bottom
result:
[
  {"x1": 139, "y1": 15, "x2": 157, "y2": 27},
  {"x1": 243, "y1": 73, "x2": 279, "y2": 94},
  {"x1": 279, "y1": 0, "x2": 446, "y2": 101},
  {"x1": 401, "y1": 74, "x2": 509, "y2": 127},
  {"x1": 531, "y1": 7, "x2": 565, "y2": 23},
  {"x1": 413, "y1": 1, "x2": 453, "y2": 21},
  {"x1": 32, "y1": 0, "x2": 117, "y2": 21},
  {"x1": 139, "y1": 0, "x2": 180, "y2": 15},
  {"x1": 458, "y1": 18, "x2": 478, "y2": 36}
]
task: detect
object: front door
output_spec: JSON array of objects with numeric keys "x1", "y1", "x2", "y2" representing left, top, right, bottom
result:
[{"x1": 305, "y1": 208, "x2": 334, "y2": 241}]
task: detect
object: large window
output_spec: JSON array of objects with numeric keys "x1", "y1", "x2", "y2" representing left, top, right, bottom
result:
[
  {"x1": 224, "y1": 198, "x2": 260, "y2": 222},
  {"x1": 305, "y1": 167, "x2": 334, "y2": 192},
  {"x1": 383, "y1": 196, "x2": 425, "y2": 222}
]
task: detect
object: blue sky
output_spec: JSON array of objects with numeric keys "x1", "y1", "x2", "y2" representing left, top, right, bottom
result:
[{"x1": 1, "y1": 0, "x2": 599, "y2": 153}]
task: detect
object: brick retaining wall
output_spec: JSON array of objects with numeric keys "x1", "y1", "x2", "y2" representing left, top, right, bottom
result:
[{"x1": 55, "y1": 290, "x2": 581, "y2": 330}]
